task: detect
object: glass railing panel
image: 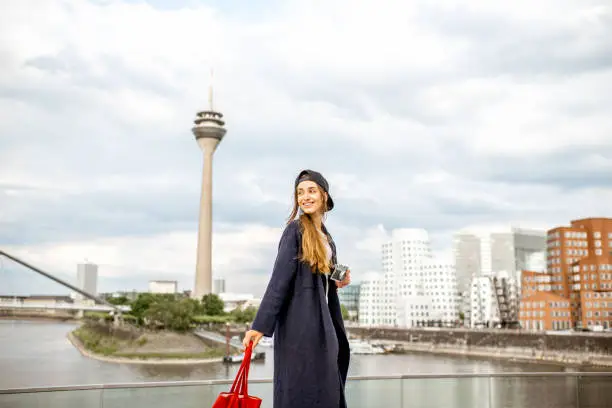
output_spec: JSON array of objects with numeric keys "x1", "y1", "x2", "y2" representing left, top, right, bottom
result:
[
  {"x1": 577, "y1": 374, "x2": 612, "y2": 408},
  {"x1": 2, "y1": 374, "x2": 612, "y2": 408},
  {"x1": 101, "y1": 378, "x2": 402, "y2": 408},
  {"x1": 100, "y1": 381, "x2": 274, "y2": 408},
  {"x1": 101, "y1": 383, "x2": 216, "y2": 408},
  {"x1": 345, "y1": 377, "x2": 403, "y2": 408},
  {"x1": 0, "y1": 389, "x2": 102, "y2": 408},
  {"x1": 238, "y1": 381, "x2": 274, "y2": 407},
  {"x1": 401, "y1": 376, "x2": 490, "y2": 408},
  {"x1": 489, "y1": 374, "x2": 578, "y2": 408}
]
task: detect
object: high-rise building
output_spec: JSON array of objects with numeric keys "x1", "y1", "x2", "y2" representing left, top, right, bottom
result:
[
  {"x1": 519, "y1": 217, "x2": 612, "y2": 331},
  {"x1": 454, "y1": 227, "x2": 546, "y2": 291},
  {"x1": 359, "y1": 229, "x2": 458, "y2": 328},
  {"x1": 76, "y1": 263, "x2": 98, "y2": 302},
  {"x1": 213, "y1": 278, "x2": 226, "y2": 294}
]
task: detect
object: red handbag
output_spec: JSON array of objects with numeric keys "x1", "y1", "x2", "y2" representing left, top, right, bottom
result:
[{"x1": 212, "y1": 342, "x2": 262, "y2": 408}]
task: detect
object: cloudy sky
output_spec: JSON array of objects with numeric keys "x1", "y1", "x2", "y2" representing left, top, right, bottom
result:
[{"x1": 1, "y1": 0, "x2": 611, "y2": 297}]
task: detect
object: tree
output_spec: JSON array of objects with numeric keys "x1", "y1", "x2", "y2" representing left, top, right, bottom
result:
[
  {"x1": 229, "y1": 306, "x2": 258, "y2": 323},
  {"x1": 130, "y1": 293, "x2": 178, "y2": 324},
  {"x1": 340, "y1": 304, "x2": 349, "y2": 320},
  {"x1": 201, "y1": 293, "x2": 225, "y2": 316},
  {"x1": 145, "y1": 297, "x2": 196, "y2": 332},
  {"x1": 107, "y1": 296, "x2": 130, "y2": 306},
  {"x1": 130, "y1": 293, "x2": 158, "y2": 321}
]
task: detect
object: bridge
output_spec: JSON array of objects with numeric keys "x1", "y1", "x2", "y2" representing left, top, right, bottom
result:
[
  {"x1": 0, "y1": 250, "x2": 123, "y2": 322},
  {"x1": 0, "y1": 300, "x2": 130, "y2": 313}
]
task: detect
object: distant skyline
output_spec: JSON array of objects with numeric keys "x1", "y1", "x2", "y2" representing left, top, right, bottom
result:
[{"x1": 1, "y1": 0, "x2": 611, "y2": 297}]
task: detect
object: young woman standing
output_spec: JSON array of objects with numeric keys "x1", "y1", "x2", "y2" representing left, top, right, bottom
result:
[{"x1": 243, "y1": 169, "x2": 352, "y2": 408}]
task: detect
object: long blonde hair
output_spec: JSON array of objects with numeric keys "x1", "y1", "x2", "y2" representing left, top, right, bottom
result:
[{"x1": 287, "y1": 186, "x2": 330, "y2": 274}]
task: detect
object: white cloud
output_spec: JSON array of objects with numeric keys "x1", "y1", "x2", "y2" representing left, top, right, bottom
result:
[
  {"x1": 3, "y1": 223, "x2": 282, "y2": 293},
  {"x1": 1, "y1": 0, "x2": 611, "y2": 296}
]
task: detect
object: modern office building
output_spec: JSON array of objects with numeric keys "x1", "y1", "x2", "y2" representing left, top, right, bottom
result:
[
  {"x1": 519, "y1": 217, "x2": 612, "y2": 331},
  {"x1": 149, "y1": 280, "x2": 178, "y2": 294},
  {"x1": 75, "y1": 263, "x2": 98, "y2": 302}
]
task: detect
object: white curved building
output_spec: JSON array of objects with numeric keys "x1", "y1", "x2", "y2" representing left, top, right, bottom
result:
[{"x1": 359, "y1": 228, "x2": 459, "y2": 327}]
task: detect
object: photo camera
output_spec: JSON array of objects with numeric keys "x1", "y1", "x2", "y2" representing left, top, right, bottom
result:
[{"x1": 330, "y1": 264, "x2": 349, "y2": 282}]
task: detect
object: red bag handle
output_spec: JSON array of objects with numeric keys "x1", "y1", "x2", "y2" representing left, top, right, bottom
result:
[
  {"x1": 241, "y1": 343, "x2": 253, "y2": 396},
  {"x1": 229, "y1": 341, "x2": 253, "y2": 396}
]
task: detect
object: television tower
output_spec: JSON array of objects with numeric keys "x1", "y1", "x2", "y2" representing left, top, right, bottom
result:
[{"x1": 192, "y1": 70, "x2": 227, "y2": 299}]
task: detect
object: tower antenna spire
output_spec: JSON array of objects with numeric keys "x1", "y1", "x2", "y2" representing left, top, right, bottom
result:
[{"x1": 208, "y1": 68, "x2": 214, "y2": 111}]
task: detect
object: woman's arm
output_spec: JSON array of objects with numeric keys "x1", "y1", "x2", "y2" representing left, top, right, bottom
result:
[{"x1": 248, "y1": 222, "x2": 299, "y2": 338}]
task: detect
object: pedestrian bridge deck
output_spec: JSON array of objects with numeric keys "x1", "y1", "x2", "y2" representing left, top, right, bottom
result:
[{"x1": 1, "y1": 372, "x2": 611, "y2": 408}]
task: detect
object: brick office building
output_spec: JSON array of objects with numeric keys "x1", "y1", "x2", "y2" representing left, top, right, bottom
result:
[{"x1": 519, "y1": 217, "x2": 612, "y2": 331}]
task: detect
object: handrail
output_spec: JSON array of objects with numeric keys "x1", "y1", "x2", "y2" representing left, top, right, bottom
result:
[
  {"x1": 0, "y1": 250, "x2": 117, "y2": 311},
  {"x1": 1, "y1": 372, "x2": 611, "y2": 394}
]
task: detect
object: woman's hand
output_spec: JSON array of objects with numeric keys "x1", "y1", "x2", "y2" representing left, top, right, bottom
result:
[
  {"x1": 243, "y1": 329, "x2": 264, "y2": 350},
  {"x1": 336, "y1": 269, "x2": 351, "y2": 289}
]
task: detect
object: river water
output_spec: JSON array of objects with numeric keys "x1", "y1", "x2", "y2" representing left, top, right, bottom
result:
[{"x1": 0, "y1": 320, "x2": 610, "y2": 408}]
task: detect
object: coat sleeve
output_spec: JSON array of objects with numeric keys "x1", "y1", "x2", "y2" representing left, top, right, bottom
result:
[{"x1": 250, "y1": 222, "x2": 299, "y2": 337}]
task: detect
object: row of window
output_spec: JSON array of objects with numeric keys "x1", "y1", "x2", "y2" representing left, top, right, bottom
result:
[
  {"x1": 584, "y1": 292, "x2": 612, "y2": 299},
  {"x1": 547, "y1": 250, "x2": 608, "y2": 265},
  {"x1": 584, "y1": 301, "x2": 612, "y2": 309},
  {"x1": 552, "y1": 230, "x2": 612, "y2": 239},
  {"x1": 586, "y1": 311, "x2": 612, "y2": 317},
  {"x1": 523, "y1": 301, "x2": 570, "y2": 308},
  {"x1": 524, "y1": 275, "x2": 552, "y2": 283},
  {"x1": 574, "y1": 264, "x2": 612, "y2": 272}
]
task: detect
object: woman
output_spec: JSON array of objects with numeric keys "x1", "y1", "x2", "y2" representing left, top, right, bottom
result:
[{"x1": 243, "y1": 169, "x2": 352, "y2": 408}]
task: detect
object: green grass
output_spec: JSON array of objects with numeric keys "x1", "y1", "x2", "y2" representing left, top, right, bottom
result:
[
  {"x1": 73, "y1": 326, "x2": 120, "y2": 355},
  {"x1": 72, "y1": 326, "x2": 226, "y2": 360}
]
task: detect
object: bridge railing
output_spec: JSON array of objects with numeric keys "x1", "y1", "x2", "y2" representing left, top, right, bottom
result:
[{"x1": 1, "y1": 372, "x2": 611, "y2": 408}]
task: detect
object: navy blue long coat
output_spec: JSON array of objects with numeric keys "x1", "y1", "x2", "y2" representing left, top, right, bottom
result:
[{"x1": 251, "y1": 220, "x2": 350, "y2": 408}]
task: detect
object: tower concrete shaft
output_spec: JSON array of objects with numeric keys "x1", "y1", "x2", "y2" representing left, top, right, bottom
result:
[
  {"x1": 191, "y1": 87, "x2": 227, "y2": 299},
  {"x1": 194, "y1": 138, "x2": 219, "y2": 299}
]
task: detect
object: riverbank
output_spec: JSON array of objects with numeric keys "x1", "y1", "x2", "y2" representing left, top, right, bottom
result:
[
  {"x1": 69, "y1": 323, "x2": 230, "y2": 365},
  {"x1": 0, "y1": 314, "x2": 77, "y2": 323},
  {"x1": 382, "y1": 340, "x2": 612, "y2": 368},
  {"x1": 350, "y1": 327, "x2": 612, "y2": 368}
]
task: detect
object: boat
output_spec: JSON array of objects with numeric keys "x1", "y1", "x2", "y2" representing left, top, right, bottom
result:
[
  {"x1": 222, "y1": 351, "x2": 266, "y2": 364},
  {"x1": 258, "y1": 336, "x2": 274, "y2": 347},
  {"x1": 348, "y1": 339, "x2": 385, "y2": 355}
]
